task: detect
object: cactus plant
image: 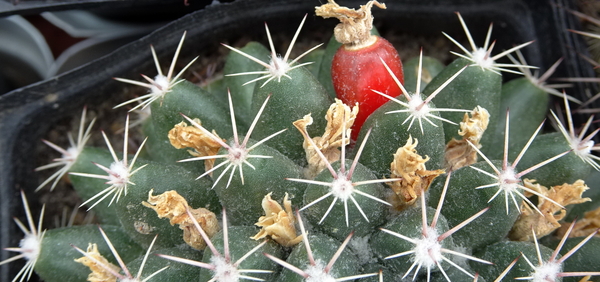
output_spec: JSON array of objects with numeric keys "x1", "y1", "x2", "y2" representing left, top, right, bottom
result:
[{"x1": 2, "y1": 1, "x2": 600, "y2": 282}]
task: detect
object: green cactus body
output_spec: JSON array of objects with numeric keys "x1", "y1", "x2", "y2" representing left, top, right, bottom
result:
[
  {"x1": 275, "y1": 233, "x2": 360, "y2": 282},
  {"x1": 471, "y1": 241, "x2": 555, "y2": 281},
  {"x1": 203, "y1": 76, "x2": 229, "y2": 107},
  {"x1": 302, "y1": 49, "x2": 325, "y2": 78},
  {"x1": 198, "y1": 226, "x2": 282, "y2": 282},
  {"x1": 149, "y1": 80, "x2": 231, "y2": 163},
  {"x1": 251, "y1": 66, "x2": 332, "y2": 163},
  {"x1": 553, "y1": 237, "x2": 600, "y2": 282},
  {"x1": 356, "y1": 96, "x2": 446, "y2": 178},
  {"x1": 430, "y1": 264, "x2": 486, "y2": 282},
  {"x1": 428, "y1": 161, "x2": 520, "y2": 250},
  {"x1": 114, "y1": 158, "x2": 220, "y2": 248},
  {"x1": 141, "y1": 117, "x2": 200, "y2": 171},
  {"x1": 68, "y1": 147, "x2": 122, "y2": 226},
  {"x1": 370, "y1": 206, "x2": 454, "y2": 278},
  {"x1": 302, "y1": 160, "x2": 388, "y2": 240},
  {"x1": 151, "y1": 80, "x2": 230, "y2": 133},
  {"x1": 402, "y1": 55, "x2": 445, "y2": 94},
  {"x1": 20, "y1": 8, "x2": 600, "y2": 282},
  {"x1": 515, "y1": 132, "x2": 590, "y2": 187},
  {"x1": 34, "y1": 225, "x2": 142, "y2": 282},
  {"x1": 125, "y1": 245, "x2": 203, "y2": 282},
  {"x1": 223, "y1": 41, "x2": 271, "y2": 125},
  {"x1": 487, "y1": 77, "x2": 550, "y2": 160},
  {"x1": 424, "y1": 58, "x2": 501, "y2": 148},
  {"x1": 212, "y1": 138, "x2": 305, "y2": 226},
  {"x1": 317, "y1": 35, "x2": 342, "y2": 99}
]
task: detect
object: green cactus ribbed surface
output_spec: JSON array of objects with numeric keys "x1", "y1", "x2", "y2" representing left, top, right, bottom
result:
[{"x1": 16, "y1": 10, "x2": 600, "y2": 282}]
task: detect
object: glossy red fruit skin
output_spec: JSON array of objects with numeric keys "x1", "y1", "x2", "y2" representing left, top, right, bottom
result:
[{"x1": 332, "y1": 36, "x2": 403, "y2": 140}]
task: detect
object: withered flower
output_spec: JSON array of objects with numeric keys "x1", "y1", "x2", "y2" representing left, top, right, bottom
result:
[
  {"x1": 168, "y1": 118, "x2": 224, "y2": 173},
  {"x1": 509, "y1": 179, "x2": 590, "y2": 241},
  {"x1": 74, "y1": 243, "x2": 120, "y2": 282},
  {"x1": 315, "y1": 0, "x2": 386, "y2": 46},
  {"x1": 557, "y1": 206, "x2": 600, "y2": 239},
  {"x1": 252, "y1": 193, "x2": 302, "y2": 247},
  {"x1": 444, "y1": 106, "x2": 489, "y2": 171},
  {"x1": 293, "y1": 99, "x2": 358, "y2": 179},
  {"x1": 143, "y1": 189, "x2": 219, "y2": 250},
  {"x1": 387, "y1": 136, "x2": 444, "y2": 211}
]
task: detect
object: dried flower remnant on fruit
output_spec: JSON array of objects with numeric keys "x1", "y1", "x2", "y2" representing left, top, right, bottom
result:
[
  {"x1": 444, "y1": 106, "x2": 489, "y2": 171},
  {"x1": 143, "y1": 189, "x2": 219, "y2": 250},
  {"x1": 509, "y1": 179, "x2": 590, "y2": 241},
  {"x1": 74, "y1": 243, "x2": 120, "y2": 282},
  {"x1": 252, "y1": 192, "x2": 302, "y2": 247},
  {"x1": 557, "y1": 206, "x2": 600, "y2": 238},
  {"x1": 387, "y1": 136, "x2": 444, "y2": 211},
  {"x1": 168, "y1": 119, "x2": 224, "y2": 173},
  {"x1": 315, "y1": 0, "x2": 386, "y2": 47},
  {"x1": 294, "y1": 99, "x2": 358, "y2": 178}
]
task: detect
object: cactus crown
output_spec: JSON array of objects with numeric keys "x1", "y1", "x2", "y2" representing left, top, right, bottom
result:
[{"x1": 5, "y1": 2, "x2": 600, "y2": 282}]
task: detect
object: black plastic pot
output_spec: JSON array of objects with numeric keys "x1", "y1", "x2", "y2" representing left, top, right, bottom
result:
[
  {"x1": 0, "y1": 0, "x2": 595, "y2": 281},
  {"x1": 0, "y1": 0, "x2": 219, "y2": 18}
]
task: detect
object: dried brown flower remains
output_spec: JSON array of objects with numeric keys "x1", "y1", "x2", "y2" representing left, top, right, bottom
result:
[
  {"x1": 252, "y1": 193, "x2": 302, "y2": 247},
  {"x1": 294, "y1": 99, "x2": 358, "y2": 179},
  {"x1": 75, "y1": 243, "x2": 120, "y2": 282},
  {"x1": 168, "y1": 118, "x2": 224, "y2": 173},
  {"x1": 557, "y1": 206, "x2": 600, "y2": 239},
  {"x1": 388, "y1": 136, "x2": 444, "y2": 211},
  {"x1": 509, "y1": 179, "x2": 590, "y2": 241},
  {"x1": 143, "y1": 189, "x2": 219, "y2": 250},
  {"x1": 444, "y1": 106, "x2": 489, "y2": 171},
  {"x1": 315, "y1": 0, "x2": 386, "y2": 47}
]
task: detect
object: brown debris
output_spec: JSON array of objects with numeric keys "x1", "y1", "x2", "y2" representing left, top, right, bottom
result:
[
  {"x1": 252, "y1": 193, "x2": 302, "y2": 247},
  {"x1": 293, "y1": 99, "x2": 358, "y2": 179},
  {"x1": 168, "y1": 119, "x2": 224, "y2": 173},
  {"x1": 444, "y1": 106, "x2": 489, "y2": 171},
  {"x1": 557, "y1": 206, "x2": 600, "y2": 239},
  {"x1": 315, "y1": 0, "x2": 386, "y2": 47},
  {"x1": 509, "y1": 179, "x2": 591, "y2": 241},
  {"x1": 143, "y1": 189, "x2": 220, "y2": 250},
  {"x1": 387, "y1": 136, "x2": 444, "y2": 211},
  {"x1": 74, "y1": 243, "x2": 120, "y2": 282}
]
